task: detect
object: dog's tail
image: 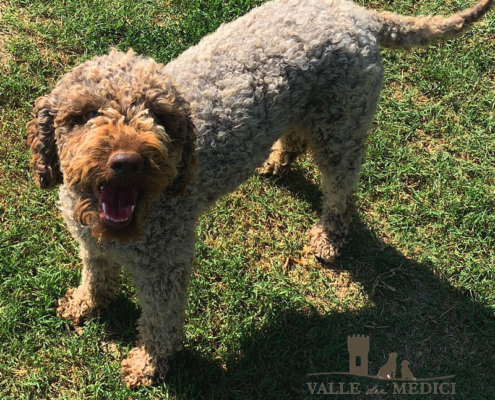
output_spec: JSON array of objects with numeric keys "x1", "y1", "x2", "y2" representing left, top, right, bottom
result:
[{"x1": 372, "y1": 0, "x2": 492, "y2": 49}]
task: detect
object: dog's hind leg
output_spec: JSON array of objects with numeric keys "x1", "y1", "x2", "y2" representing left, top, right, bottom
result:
[
  {"x1": 307, "y1": 100, "x2": 379, "y2": 263},
  {"x1": 304, "y1": 52, "x2": 383, "y2": 262},
  {"x1": 256, "y1": 128, "x2": 308, "y2": 176},
  {"x1": 309, "y1": 143, "x2": 365, "y2": 262}
]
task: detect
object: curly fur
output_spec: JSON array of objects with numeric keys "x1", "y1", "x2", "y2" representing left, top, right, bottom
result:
[
  {"x1": 27, "y1": 96, "x2": 64, "y2": 189},
  {"x1": 27, "y1": 0, "x2": 491, "y2": 387}
]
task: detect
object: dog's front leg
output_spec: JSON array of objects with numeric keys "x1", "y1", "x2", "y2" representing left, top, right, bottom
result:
[
  {"x1": 121, "y1": 260, "x2": 192, "y2": 388},
  {"x1": 57, "y1": 242, "x2": 121, "y2": 325}
]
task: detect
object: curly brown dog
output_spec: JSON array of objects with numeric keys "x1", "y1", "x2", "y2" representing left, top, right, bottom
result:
[{"x1": 27, "y1": 0, "x2": 492, "y2": 387}]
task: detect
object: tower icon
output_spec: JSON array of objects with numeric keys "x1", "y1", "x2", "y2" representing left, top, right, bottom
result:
[{"x1": 348, "y1": 335, "x2": 369, "y2": 376}]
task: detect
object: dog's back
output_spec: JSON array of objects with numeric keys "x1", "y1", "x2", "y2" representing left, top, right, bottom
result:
[{"x1": 165, "y1": 0, "x2": 492, "y2": 201}]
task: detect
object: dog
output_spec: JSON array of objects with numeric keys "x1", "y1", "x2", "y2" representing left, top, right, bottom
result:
[
  {"x1": 378, "y1": 352, "x2": 397, "y2": 379},
  {"x1": 27, "y1": 0, "x2": 492, "y2": 387},
  {"x1": 401, "y1": 360, "x2": 415, "y2": 380}
]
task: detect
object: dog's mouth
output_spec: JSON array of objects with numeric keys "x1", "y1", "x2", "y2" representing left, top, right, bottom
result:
[{"x1": 93, "y1": 184, "x2": 137, "y2": 228}]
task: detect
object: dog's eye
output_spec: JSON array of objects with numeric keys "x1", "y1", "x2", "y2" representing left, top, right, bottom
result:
[
  {"x1": 152, "y1": 112, "x2": 168, "y2": 129},
  {"x1": 87, "y1": 110, "x2": 100, "y2": 119},
  {"x1": 71, "y1": 110, "x2": 102, "y2": 128},
  {"x1": 73, "y1": 111, "x2": 100, "y2": 126}
]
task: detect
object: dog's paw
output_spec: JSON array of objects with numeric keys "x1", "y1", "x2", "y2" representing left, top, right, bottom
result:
[
  {"x1": 256, "y1": 159, "x2": 287, "y2": 176},
  {"x1": 56, "y1": 287, "x2": 97, "y2": 325},
  {"x1": 309, "y1": 224, "x2": 345, "y2": 263},
  {"x1": 121, "y1": 346, "x2": 167, "y2": 388},
  {"x1": 256, "y1": 149, "x2": 294, "y2": 176}
]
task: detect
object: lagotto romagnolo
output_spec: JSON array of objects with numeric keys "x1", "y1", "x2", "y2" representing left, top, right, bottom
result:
[{"x1": 27, "y1": 0, "x2": 492, "y2": 387}]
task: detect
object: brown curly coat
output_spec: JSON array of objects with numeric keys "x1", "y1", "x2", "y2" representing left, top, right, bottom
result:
[{"x1": 27, "y1": 0, "x2": 491, "y2": 387}]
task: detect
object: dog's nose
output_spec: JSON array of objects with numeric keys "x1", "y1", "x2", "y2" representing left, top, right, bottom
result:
[{"x1": 109, "y1": 152, "x2": 144, "y2": 176}]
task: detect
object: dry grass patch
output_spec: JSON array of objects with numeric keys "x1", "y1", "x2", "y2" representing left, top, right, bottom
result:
[
  {"x1": 149, "y1": 0, "x2": 179, "y2": 27},
  {"x1": 288, "y1": 261, "x2": 368, "y2": 313},
  {"x1": 0, "y1": 2, "x2": 70, "y2": 71}
]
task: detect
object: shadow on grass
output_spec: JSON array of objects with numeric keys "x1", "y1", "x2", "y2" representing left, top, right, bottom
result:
[
  {"x1": 156, "y1": 170, "x2": 495, "y2": 400},
  {"x1": 274, "y1": 167, "x2": 324, "y2": 214},
  {"x1": 99, "y1": 293, "x2": 141, "y2": 346},
  {"x1": 163, "y1": 224, "x2": 495, "y2": 399},
  {"x1": 83, "y1": 169, "x2": 494, "y2": 399}
]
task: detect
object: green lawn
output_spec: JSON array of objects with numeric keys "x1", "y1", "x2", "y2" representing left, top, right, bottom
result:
[{"x1": 1, "y1": 0, "x2": 494, "y2": 398}]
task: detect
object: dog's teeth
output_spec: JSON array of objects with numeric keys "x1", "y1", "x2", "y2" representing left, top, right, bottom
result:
[
  {"x1": 101, "y1": 202, "x2": 131, "y2": 223},
  {"x1": 104, "y1": 214, "x2": 129, "y2": 223},
  {"x1": 99, "y1": 185, "x2": 105, "y2": 190},
  {"x1": 131, "y1": 206, "x2": 135, "y2": 212}
]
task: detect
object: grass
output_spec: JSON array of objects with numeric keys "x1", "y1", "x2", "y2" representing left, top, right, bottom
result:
[{"x1": 0, "y1": 0, "x2": 494, "y2": 398}]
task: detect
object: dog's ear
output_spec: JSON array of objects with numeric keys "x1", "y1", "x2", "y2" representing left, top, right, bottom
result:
[
  {"x1": 26, "y1": 96, "x2": 63, "y2": 189},
  {"x1": 150, "y1": 93, "x2": 197, "y2": 197}
]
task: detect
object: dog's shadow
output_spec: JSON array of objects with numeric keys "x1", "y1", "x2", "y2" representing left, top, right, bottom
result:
[{"x1": 101, "y1": 169, "x2": 495, "y2": 399}]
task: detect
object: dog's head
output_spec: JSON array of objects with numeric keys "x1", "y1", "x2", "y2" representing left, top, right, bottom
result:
[{"x1": 27, "y1": 49, "x2": 196, "y2": 241}]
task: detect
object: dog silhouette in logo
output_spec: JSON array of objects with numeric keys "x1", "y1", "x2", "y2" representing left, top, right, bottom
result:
[
  {"x1": 378, "y1": 352, "x2": 397, "y2": 379},
  {"x1": 401, "y1": 360, "x2": 415, "y2": 380}
]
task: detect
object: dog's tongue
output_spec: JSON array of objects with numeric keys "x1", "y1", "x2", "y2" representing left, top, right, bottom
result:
[{"x1": 99, "y1": 186, "x2": 135, "y2": 221}]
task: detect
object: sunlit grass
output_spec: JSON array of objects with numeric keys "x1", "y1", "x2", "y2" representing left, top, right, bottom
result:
[{"x1": 0, "y1": 0, "x2": 494, "y2": 398}]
